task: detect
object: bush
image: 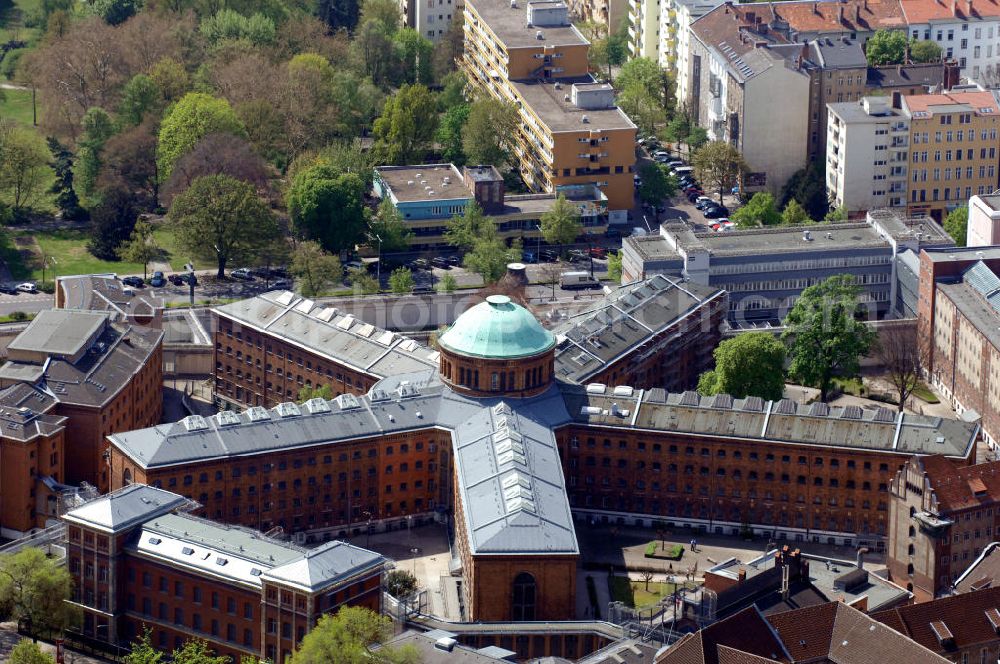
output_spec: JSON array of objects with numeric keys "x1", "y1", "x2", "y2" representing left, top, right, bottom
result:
[
  {"x1": 644, "y1": 542, "x2": 657, "y2": 557},
  {"x1": 666, "y1": 544, "x2": 684, "y2": 559},
  {"x1": 9, "y1": 311, "x2": 27, "y2": 321},
  {"x1": 37, "y1": 281, "x2": 55, "y2": 294}
]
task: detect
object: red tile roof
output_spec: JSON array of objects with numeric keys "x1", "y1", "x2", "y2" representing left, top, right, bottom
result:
[
  {"x1": 656, "y1": 607, "x2": 791, "y2": 664},
  {"x1": 765, "y1": 0, "x2": 906, "y2": 32},
  {"x1": 900, "y1": 0, "x2": 1000, "y2": 23},
  {"x1": 918, "y1": 456, "x2": 1000, "y2": 512},
  {"x1": 955, "y1": 542, "x2": 1000, "y2": 594},
  {"x1": 873, "y1": 587, "x2": 1000, "y2": 654},
  {"x1": 766, "y1": 603, "x2": 838, "y2": 661},
  {"x1": 903, "y1": 91, "x2": 1000, "y2": 116}
]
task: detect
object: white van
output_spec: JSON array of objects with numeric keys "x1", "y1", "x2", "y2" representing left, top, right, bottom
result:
[{"x1": 560, "y1": 271, "x2": 601, "y2": 290}]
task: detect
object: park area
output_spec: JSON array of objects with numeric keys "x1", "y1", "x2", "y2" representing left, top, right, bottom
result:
[{"x1": 609, "y1": 574, "x2": 681, "y2": 610}]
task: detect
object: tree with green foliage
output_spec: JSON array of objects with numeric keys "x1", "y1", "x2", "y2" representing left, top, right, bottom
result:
[
  {"x1": 157, "y1": 93, "x2": 246, "y2": 180},
  {"x1": 607, "y1": 251, "x2": 622, "y2": 282},
  {"x1": 88, "y1": 187, "x2": 138, "y2": 260},
  {"x1": 46, "y1": 138, "x2": 84, "y2": 221},
  {"x1": 394, "y1": 27, "x2": 434, "y2": 85},
  {"x1": 825, "y1": 204, "x2": 848, "y2": 221},
  {"x1": 687, "y1": 126, "x2": 708, "y2": 151},
  {"x1": 696, "y1": 332, "x2": 786, "y2": 401},
  {"x1": 781, "y1": 199, "x2": 810, "y2": 225},
  {"x1": 436, "y1": 103, "x2": 471, "y2": 165},
  {"x1": 289, "y1": 606, "x2": 419, "y2": 664},
  {"x1": 388, "y1": 266, "x2": 415, "y2": 293},
  {"x1": 368, "y1": 198, "x2": 413, "y2": 253},
  {"x1": 637, "y1": 163, "x2": 677, "y2": 205},
  {"x1": 373, "y1": 84, "x2": 439, "y2": 165},
  {"x1": 779, "y1": 163, "x2": 829, "y2": 221},
  {"x1": 385, "y1": 569, "x2": 418, "y2": 598},
  {"x1": 118, "y1": 75, "x2": 162, "y2": 129},
  {"x1": 124, "y1": 629, "x2": 163, "y2": 664},
  {"x1": 315, "y1": 0, "x2": 360, "y2": 32},
  {"x1": 731, "y1": 192, "x2": 780, "y2": 228},
  {"x1": 943, "y1": 205, "x2": 968, "y2": 246},
  {"x1": 438, "y1": 273, "x2": 457, "y2": 292},
  {"x1": 287, "y1": 165, "x2": 367, "y2": 255},
  {"x1": 445, "y1": 202, "x2": 488, "y2": 251},
  {"x1": 348, "y1": 266, "x2": 379, "y2": 294},
  {"x1": 117, "y1": 220, "x2": 160, "y2": 278},
  {"x1": 8, "y1": 640, "x2": 54, "y2": 664},
  {"x1": 169, "y1": 175, "x2": 282, "y2": 278},
  {"x1": 200, "y1": 9, "x2": 277, "y2": 46},
  {"x1": 462, "y1": 99, "x2": 518, "y2": 169},
  {"x1": 289, "y1": 240, "x2": 344, "y2": 297},
  {"x1": 540, "y1": 194, "x2": 583, "y2": 247},
  {"x1": 438, "y1": 71, "x2": 467, "y2": 110},
  {"x1": 616, "y1": 58, "x2": 672, "y2": 134},
  {"x1": 664, "y1": 112, "x2": 691, "y2": 150},
  {"x1": 171, "y1": 639, "x2": 229, "y2": 664},
  {"x1": 89, "y1": 0, "x2": 141, "y2": 24},
  {"x1": 692, "y1": 141, "x2": 748, "y2": 205},
  {"x1": 149, "y1": 58, "x2": 190, "y2": 104},
  {"x1": 465, "y1": 235, "x2": 520, "y2": 285},
  {"x1": 909, "y1": 40, "x2": 942, "y2": 63},
  {"x1": 76, "y1": 107, "x2": 116, "y2": 200},
  {"x1": 866, "y1": 29, "x2": 907, "y2": 65},
  {"x1": 589, "y1": 30, "x2": 628, "y2": 82},
  {"x1": 0, "y1": 548, "x2": 77, "y2": 639},
  {"x1": 781, "y1": 275, "x2": 876, "y2": 402},
  {"x1": 299, "y1": 384, "x2": 334, "y2": 401}
]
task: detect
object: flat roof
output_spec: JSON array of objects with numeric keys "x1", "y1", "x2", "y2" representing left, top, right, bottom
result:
[
  {"x1": 512, "y1": 77, "x2": 636, "y2": 133},
  {"x1": 828, "y1": 99, "x2": 906, "y2": 123},
  {"x1": 974, "y1": 194, "x2": 1000, "y2": 212},
  {"x1": 466, "y1": 0, "x2": 589, "y2": 48},
  {"x1": 376, "y1": 164, "x2": 468, "y2": 204},
  {"x1": 7, "y1": 310, "x2": 107, "y2": 358}
]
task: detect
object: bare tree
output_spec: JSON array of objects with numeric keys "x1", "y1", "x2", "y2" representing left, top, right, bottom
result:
[
  {"x1": 162, "y1": 133, "x2": 272, "y2": 205},
  {"x1": 874, "y1": 323, "x2": 925, "y2": 412},
  {"x1": 640, "y1": 568, "x2": 655, "y2": 591}
]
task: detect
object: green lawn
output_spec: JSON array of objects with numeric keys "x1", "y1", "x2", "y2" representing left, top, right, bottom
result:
[
  {"x1": 609, "y1": 575, "x2": 678, "y2": 610},
  {"x1": 151, "y1": 225, "x2": 207, "y2": 272},
  {"x1": 0, "y1": 0, "x2": 43, "y2": 44},
  {"x1": 14, "y1": 229, "x2": 146, "y2": 281},
  {"x1": 912, "y1": 381, "x2": 940, "y2": 404},
  {"x1": 0, "y1": 87, "x2": 35, "y2": 126}
]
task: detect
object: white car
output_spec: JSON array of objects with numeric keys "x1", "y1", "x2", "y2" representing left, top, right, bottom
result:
[{"x1": 16, "y1": 282, "x2": 37, "y2": 293}]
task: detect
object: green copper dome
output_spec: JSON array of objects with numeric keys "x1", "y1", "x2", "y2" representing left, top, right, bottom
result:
[{"x1": 439, "y1": 295, "x2": 556, "y2": 359}]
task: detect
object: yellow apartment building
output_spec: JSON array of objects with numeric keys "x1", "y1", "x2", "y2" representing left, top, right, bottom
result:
[
  {"x1": 463, "y1": 0, "x2": 637, "y2": 221},
  {"x1": 903, "y1": 91, "x2": 1000, "y2": 222}
]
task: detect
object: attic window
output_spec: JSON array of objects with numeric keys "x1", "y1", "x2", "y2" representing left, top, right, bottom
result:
[
  {"x1": 215, "y1": 557, "x2": 229, "y2": 567},
  {"x1": 929, "y1": 620, "x2": 953, "y2": 645},
  {"x1": 181, "y1": 547, "x2": 194, "y2": 555},
  {"x1": 985, "y1": 607, "x2": 1000, "y2": 633},
  {"x1": 250, "y1": 568, "x2": 263, "y2": 577},
  {"x1": 147, "y1": 537, "x2": 162, "y2": 545},
  {"x1": 969, "y1": 477, "x2": 989, "y2": 496}
]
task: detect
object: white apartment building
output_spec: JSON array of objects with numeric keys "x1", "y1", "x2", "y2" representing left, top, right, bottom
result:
[
  {"x1": 665, "y1": 0, "x2": 723, "y2": 102},
  {"x1": 402, "y1": 0, "x2": 457, "y2": 42},
  {"x1": 826, "y1": 96, "x2": 910, "y2": 213},
  {"x1": 968, "y1": 193, "x2": 1000, "y2": 246},
  {"x1": 901, "y1": 0, "x2": 1000, "y2": 87},
  {"x1": 628, "y1": 0, "x2": 660, "y2": 60}
]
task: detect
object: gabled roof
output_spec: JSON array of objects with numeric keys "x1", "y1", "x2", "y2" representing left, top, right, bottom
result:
[
  {"x1": 262, "y1": 540, "x2": 386, "y2": 592},
  {"x1": 873, "y1": 586, "x2": 1000, "y2": 654},
  {"x1": 954, "y1": 541, "x2": 1000, "y2": 594},
  {"x1": 916, "y1": 455, "x2": 1000, "y2": 512},
  {"x1": 63, "y1": 484, "x2": 191, "y2": 533}
]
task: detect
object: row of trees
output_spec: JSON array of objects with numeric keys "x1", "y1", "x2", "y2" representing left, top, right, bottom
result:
[
  {"x1": 730, "y1": 191, "x2": 847, "y2": 228},
  {"x1": 698, "y1": 275, "x2": 923, "y2": 409},
  {"x1": 866, "y1": 29, "x2": 943, "y2": 66}
]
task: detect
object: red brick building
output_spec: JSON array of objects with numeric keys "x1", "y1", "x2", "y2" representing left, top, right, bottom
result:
[
  {"x1": 0, "y1": 309, "x2": 162, "y2": 502},
  {"x1": 63, "y1": 484, "x2": 386, "y2": 664},
  {"x1": 887, "y1": 455, "x2": 1000, "y2": 601}
]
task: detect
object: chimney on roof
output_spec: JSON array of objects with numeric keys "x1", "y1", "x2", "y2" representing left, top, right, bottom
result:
[
  {"x1": 854, "y1": 4, "x2": 860, "y2": 22},
  {"x1": 864, "y1": 0, "x2": 868, "y2": 9},
  {"x1": 892, "y1": 90, "x2": 902, "y2": 109},
  {"x1": 812, "y1": 1, "x2": 819, "y2": 13},
  {"x1": 951, "y1": 0, "x2": 958, "y2": 15},
  {"x1": 837, "y1": 4, "x2": 844, "y2": 22},
  {"x1": 738, "y1": 568, "x2": 747, "y2": 583},
  {"x1": 856, "y1": 546, "x2": 869, "y2": 568},
  {"x1": 967, "y1": 0, "x2": 973, "y2": 14},
  {"x1": 943, "y1": 60, "x2": 960, "y2": 90},
  {"x1": 724, "y1": 0, "x2": 732, "y2": 12}
]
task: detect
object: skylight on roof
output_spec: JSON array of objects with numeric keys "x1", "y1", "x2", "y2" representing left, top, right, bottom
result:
[
  {"x1": 181, "y1": 547, "x2": 194, "y2": 555},
  {"x1": 303, "y1": 398, "x2": 331, "y2": 415},
  {"x1": 215, "y1": 410, "x2": 241, "y2": 426},
  {"x1": 181, "y1": 415, "x2": 208, "y2": 431},
  {"x1": 274, "y1": 402, "x2": 301, "y2": 418},
  {"x1": 216, "y1": 557, "x2": 229, "y2": 566},
  {"x1": 245, "y1": 406, "x2": 269, "y2": 422},
  {"x1": 148, "y1": 536, "x2": 162, "y2": 545}
]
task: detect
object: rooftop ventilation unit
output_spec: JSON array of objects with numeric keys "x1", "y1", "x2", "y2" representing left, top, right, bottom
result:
[
  {"x1": 536, "y1": 30, "x2": 544, "y2": 39},
  {"x1": 581, "y1": 115, "x2": 590, "y2": 123}
]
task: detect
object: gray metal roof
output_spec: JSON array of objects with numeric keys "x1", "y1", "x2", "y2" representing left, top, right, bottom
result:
[
  {"x1": 7, "y1": 310, "x2": 107, "y2": 359},
  {"x1": 552, "y1": 275, "x2": 724, "y2": 384},
  {"x1": 214, "y1": 291, "x2": 438, "y2": 379},
  {"x1": 63, "y1": 484, "x2": 192, "y2": 533},
  {"x1": 262, "y1": 540, "x2": 387, "y2": 592},
  {"x1": 57, "y1": 273, "x2": 163, "y2": 319}
]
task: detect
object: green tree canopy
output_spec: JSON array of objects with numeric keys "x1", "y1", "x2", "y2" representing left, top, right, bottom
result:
[
  {"x1": 607, "y1": 250, "x2": 622, "y2": 282},
  {"x1": 393, "y1": 27, "x2": 434, "y2": 85},
  {"x1": 731, "y1": 192, "x2": 780, "y2": 228},
  {"x1": 368, "y1": 198, "x2": 413, "y2": 253},
  {"x1": 299, "y1": 384, "x2": 335, "y2": 401},
  {"x1": 692, "y1": 141, "x2": 748, "y2": 205},
  {"x1": 372, "y1": 84, "x2": 438, "y2": 164},
  {"x1": 158, "y1": 93, "x2": 246, "y2": 180},
  {"x1": 117, "y1": 220, "x2": 161, "y2": 278},
  {"x1": 46, "y1": 137, "x2": 84, "y2": 221},
  {"x1": 123, "y1": 629, "x2": 164, "y2": 664},
  {"x1": 909, "y1": 39, "x2": 942, "y2": 63},
  {"x1": 866, "y1": 29, "x2": 907, "y2": 65},
  {"x1": 436, "y1": 103, "x2": 471, "y2": 165},
  {"x1": 200, "y1": 9, "x2": 277, "y2": 46},
  {"x1": 637, "y1": 163, "x2": 678, "y2": 205},
  {"x1": 0, "y1": 548, "x2": 77, "y2": 639},
  {"x1": 388, "y1": 266, "x2": 415, "y2": 293},
  {"x1": 290, "y1": 606, "x2": 418, "y2": 664},
  {"x1": 778, "y1": 162, "x2": 829, "y2": 221},
  {"x1": 781, "y1": 275, "x2": 876, "y2": 402},
  {"x1": 539, "y1": 194, "x2": 583, "y2": 246},
  {"x1": 171, "y1": 639, "x2": 229, "y2": 664},
  {"x1": 825, "y1": 204, "x2": 848, "y2": 221},
  {"x1": 77, "y1": 107, "x2": 116, "y2": 200},
  {"x1": 462, "y1": 99, "x2": 518, "y2": 169},
  {"x1": 943, "y1": 205, "x2": 968, "y2": 246},
  {"x1": 9, "y1": 640, "x2": 54, "y2": 664},
  {"x1": 287, "y1": 165, "x2": 367, "y2": 254},
  {"x1": 87, "y1": 187, "x2": 138, "y2": 260},
  {"x1": 445, "y1": 202, "x2": 488, "y2": 251},
  {"x1": 169, "y1": 174, "x2": 282, "y2": 278},
  {"x1": 118, "y1": 74, "x2": 162, "y2": 128},
  {"x1": 348, "y1": 266, "x2": 379, "y2": 294},
  {"x1": 696, "y1": 332, "x2": 786, "y2": 401},
  {"x1": 289, "y1": 240, "x2": 344, "y2": 297},
  {"x1": 89, "y1": 0, "x2": 140, "y2": 24},
  {"x1": 781, "y1": 199, "x2": 811, "y2": 225},
  {"x1": 385, "y1": 569, "x2": 418, "y2": 598}
]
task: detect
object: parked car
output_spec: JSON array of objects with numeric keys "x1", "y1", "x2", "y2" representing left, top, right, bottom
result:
[
  {"x1": 230, "y1": 268, "x2": 254, "y2": 281},
  {"x1": 588, "y1": 247, "x2": 608, "y2": 259},
  {"x1": 409, "y1": 258, "x2": 430, "y2": 270},
  {"x1": 703, "y1": 206, "x2": 729, "y2": 219},
  {"x1": 167, "y1": 274, "x2": 184, "y2": 286},
  {"x1": 122, "y1": 276, "x2": 144, "y2": 288},
  {"x1": 694, "y1": 197, "x2": 714, "y2": 209},
  {"x1": 16, "y1": 282, "x2": 37, "y2": 294},
  {"x1": 521, "y1": 251, "x2": 538, "y2": 264},
  {"x1": 431, "y1": 257, "x2": 451, "y2": 269},
  {"x1": 0, "y1": 284, "x2": 18, "y2": 295},
  {"x1": 268, "y1": 279, "x2": 292, "y2": 290},
  {"x1": 149, "y1": 271, "x2": 166, "y2": 287},
  {"x1": 249, "y1": 267, "x2": 271, "y2": 278},
  {"x1": 412, "y1": 284, "x2": 434, "y2": 294},
  {"x1": 667, "y1": 159, "x2": 686, "y2": 168},
  {"x1": 539, "y1": 249, "x2": 559, "y2": 262},
  {"x1": 445, "y1": 256, "x2": 460, "y2": 266},
  {"x1": 559, "y1": 271, "x2": 601, "y2": 290}
]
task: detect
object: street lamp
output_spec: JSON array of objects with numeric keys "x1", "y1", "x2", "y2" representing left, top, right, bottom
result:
[
  {"x1": 369, "y1": 233, "x2": 383, "y2": 288},
  {"x1": 534, "y1": 223, "x2": 543, "y2": 260}
]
